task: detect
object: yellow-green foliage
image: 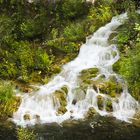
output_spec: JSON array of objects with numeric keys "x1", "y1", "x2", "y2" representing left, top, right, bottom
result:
[
  {"x1": 0, "y1": 81, "x2": 21, "y2": 120},
  {"x1": 17, "y1": 127, "x2": 36, "y2": 140},
  {"x1": 113, "y1": 4, "x2": 140, "y2": 101}
]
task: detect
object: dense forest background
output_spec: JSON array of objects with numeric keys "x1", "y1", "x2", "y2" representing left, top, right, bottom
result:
[{"x1": 0, "y1": 0, "x2": 140, "y2": 127}]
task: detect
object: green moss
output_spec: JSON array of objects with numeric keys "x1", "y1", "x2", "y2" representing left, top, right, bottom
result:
[
  {"x1": 17, "y1": 127, "x2": 36, "y2": 140},
  {"x1": 97, "y1": 95, "x2": 104, "y2": 110},
  {"x1": 86, "y1": 107, "x2": 97, "y2": 118},
  {"x1": 79, "y1": 68, "x2": 99, "y2": 82},
  {"x1": 98, "y1": 77, "x2": 122, "y2": 97},
  {"x1": 106, "y1": 99, "x2": 113, "y2": 112},
  {"x1": 57, "y1": 106, "x2": 67, "y2": 115},
  {"x1": 53, "y1": 86, "x2": 68, "y2": 114}
]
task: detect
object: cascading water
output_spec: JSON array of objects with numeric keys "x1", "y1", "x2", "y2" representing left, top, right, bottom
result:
[{"x1": 13, "y1": 13, "x2": 139, "y2": 126}]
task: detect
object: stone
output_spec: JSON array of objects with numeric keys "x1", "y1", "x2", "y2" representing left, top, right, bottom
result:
[
  {"x1": 53, "y1": 86, "x2": 68, "y2": 115},
  {"x1": 97, "y1": 77, "x2": 123, "y2": 97},
  {"x1": 97, "y1": 95, "x2": 104, "y2": 110},
  {"x1": 57, "y1": 106, "x2": 67, "y2": 115},
  {"x1": 86, "y1": 107, "x2": 97, "y2": 118},
  {"x1": 80, "y1": 68, "x2": 99, "y2": 81},
  {"x1": 61, "y1": 86, "x2": 68, "y2": 94},
  {"x1": 106, "y1": 99, "x2": 113, "y2": 112},
  {"x1": 23, "y1": 114, "x2": 30, "y2": 120},
  {"x1": 72, "y1": 99, "x2": 77, "y2": 105}
]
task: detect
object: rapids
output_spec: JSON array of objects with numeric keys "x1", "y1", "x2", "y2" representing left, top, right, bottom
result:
[{"x1": 13, "y1": 13, "x2": 139, "y2": 126}]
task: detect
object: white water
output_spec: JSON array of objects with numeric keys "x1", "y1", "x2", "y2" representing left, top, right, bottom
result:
[{"x1": 13, "y1": 13, "x2": 139, "y2": 126}]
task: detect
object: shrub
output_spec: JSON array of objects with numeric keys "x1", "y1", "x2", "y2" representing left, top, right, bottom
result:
[
  {"x1": 17, "y1": 127, "x2": 36, "y2": 140},
  {"x1": 61, "y1": 0, "x2": 89, "y2": 20}
]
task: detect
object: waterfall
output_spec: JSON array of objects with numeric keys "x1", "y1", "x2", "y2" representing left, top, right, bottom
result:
[{"x1": 13, "y1": 13, "x2": 139, "y2": 126}]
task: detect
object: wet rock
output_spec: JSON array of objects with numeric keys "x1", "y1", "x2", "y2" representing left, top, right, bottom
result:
[
  {"x1": 61, "y1": 86, "x2": 68, "y2": 94},
  {"x1": 108, "y1": 32, "x2": 118, "y2": 44},
  {"x1": 73, "y1": 88, "x2": 86, "y2": 102},
  {"x1": 23, "y1": 114, "x2": 30, "y2": 120},
  {"x1": 132, "y1": 112, "x2": 140, "y2": 127},
  {"x1": 106, "y1": 99, "x2": 113, "y2": 112},
  {"x1": 70, "y1": 110, "x2": 73, "y2": 113},
  {"x1": 54, "y1": 89, "x2": 67, "y2": 106},
  {"x1": 53, "y1": 86, "x2": 68, "y2": 115},
  {"x1": 34, "y1": 115, "x2": 40, "y2": 123},
  {"x1": 14, "y1": 81, "x2": 35, "y2": 93},
  {"x1": 12, "y1": 96, "x2": 21, "y2": 111},
  {"x1": 86, "y1": 107, "x2": 97, "y2": 118},
  {"x1": 51, "y1": 64, "x2": 61, "y2": 74},
  {"x1": 80, "y1": 68, "x2": 99, "y2": 81},
  {"x1": 57, "y1": 106, "x2": 67, "y2": 115},
  {"x1": 72, "y1": 99, "x2": 77, "y2": 105},
  {"x1": 97, "y1": 95, "x2": 104, "y2": 110},
  {"x1": 22, "y1": 87, "x2": 33, "y2": 93},
  {"x1": 97, "y1": 77, "x2": 123, "y2": 97}
]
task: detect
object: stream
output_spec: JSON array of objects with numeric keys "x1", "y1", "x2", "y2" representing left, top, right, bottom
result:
[
  {"x1": 1, "y1": 12, "x2": 140, "y2": 140},
  {"x1": 13, "y1": 12, "x2": 139, "y2": 126}
]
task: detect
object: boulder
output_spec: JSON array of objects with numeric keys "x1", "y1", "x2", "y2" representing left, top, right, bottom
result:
[
  {"x1": 97, "y1": 95, "x2": 104, "y2": 110},
  {"x1": 57, "y1": 106, "x2": 67, "y2": 115},
  {"x1": 53, "y1": 86, "x2": 68, "y2": 115},
  {"x1": 86, "y1": 107, "x2": 97, "y2": 118},
  {"x1": 80, "y1": 68, "x2": 99, "y2": 81},
  {"x1": 23, "y1": 114, "x2": 30, "y2": 120}
]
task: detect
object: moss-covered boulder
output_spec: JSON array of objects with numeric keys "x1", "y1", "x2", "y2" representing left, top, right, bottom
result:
[
  {"x1": 23, "y1": 114, "x2": 30, "y2": 120},
  {"x1": 72, "y1": 87, "x2": 86, "y2": 103},
  {"x1": 106, "y1": 99, "x2": 113, "y2": 112},
  {"x1": 97, "y1": 95, "x2": 104, "y2": 110},
  {"x1": 97, "y1": 76, "x2": 122, "y2": 98},
  {"x1": 109, "y1": 32, "x2": 118, "y2": 44},
  {"x1": 79, "y1": 68, "x2": 99, "y2": 81},
  {"x1": 97, "y1": 96, "x2": 113, "y2": 112},
  {"x1": 86, "y1": 107, "x2": 97, "y2": 118},
  {"x1": 57, "y1": 106, "x2": 67, "y2": 115},
  {"x1": 53, "y1": 86, "x2": 68, "y2": 115}
]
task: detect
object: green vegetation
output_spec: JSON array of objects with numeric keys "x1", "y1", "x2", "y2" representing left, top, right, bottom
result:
[
  {"x1": 0, "y1": 0, "x2": 140, "y2": 133},
  {"x1": 112, "y1": 0, "x2": 140, "y2": 101},
  {"x1": 16, "y1": 127, "x2": 36, "y2": 140},
  {"x1": 0, "y1": 81, "x2": 21, "y2": 120},
  {"x1": 0, "y1": 0, "x2": 117, "y2": 83}
]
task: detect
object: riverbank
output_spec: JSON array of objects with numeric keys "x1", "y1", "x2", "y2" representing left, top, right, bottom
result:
[{"x1": 1, "y1": 115, "x2": 140, "y2": 140}]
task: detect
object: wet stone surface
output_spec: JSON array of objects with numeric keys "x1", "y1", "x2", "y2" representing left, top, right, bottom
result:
[{"x1": 1, "y1": 116, "x2": 140, "y2": 140}]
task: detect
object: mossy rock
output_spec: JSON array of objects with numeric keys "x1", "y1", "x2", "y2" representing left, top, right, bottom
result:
[
  {"x1": 12, "y1": 96, "x2": 21, "y2": 111},
  {"x1": 51, "y1": 64, "x2": 61, "y2": 74},
  {"x1": 86, "y1": 107, "x2": 97, "y2": 118},
  {"x1": 106, "y1": 99, "x2": 113, "y2": 112},
  {"x1": 23, "y1": 114, "x2": 30, "y2": 120},
  {"x1": 108, "y1": 32, "x2": 118, "y2": 44},
  {"x1": 79, "y1": 68, "x2": 99, "y2": 81},
  {"x1": 34, "y1": 114, "x2": 40, "y2": 123},
  {"x1": 98, "y1": 77, "x2": 122, "y2": 97},
  {"x1": 57, "y1": 106, "x2": 67, "y2": 115},
  {"x1": 132, "y1": 112, "x2": 140, "y2": 127},
  {"x1": 54, "y1": 90, "x2": 67, "y2": 106},
  {"x1": 72, "y1": 87, "x2": 86, "y2": 102},
  {"x1": 53, "y1": 86, "x2": 68, "y2": 115},
  {"x1": 97, "y1": 95, "x2": 104, "y2": 110},
  {"x1": 61, "y1": 86, "x2": 68, "y2": 94},
  {"x1": 14, "y1": 81, "x2": 35, "y2": 93}
]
